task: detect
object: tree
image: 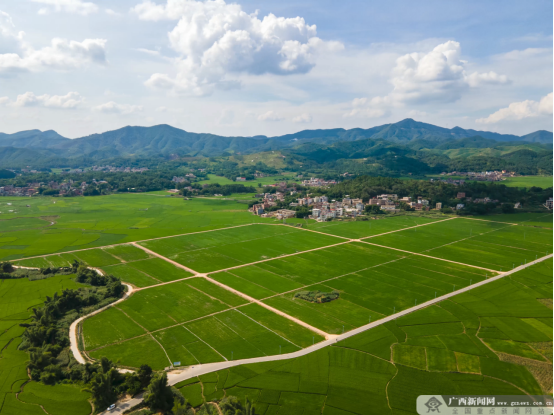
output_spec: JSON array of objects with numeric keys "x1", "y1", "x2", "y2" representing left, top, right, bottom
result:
[
  {"x1": 144, "y1": 372, "x2": 175, "y2": 412},
  {"x1": 364, "y1": 205, "x2": 383, "y2": 215},
  {"x1": 502, "y1": 203, "x2": 515, "y2": 214},
  {"x1": 219, "y1": 396, "x2": 255, "y2": 415},
  {"x1": 88, "y1": 369, "x2": 118, "y2": 411},
  {"x1": 137, "y1": 364, "x2": 153, "y2": 388}
]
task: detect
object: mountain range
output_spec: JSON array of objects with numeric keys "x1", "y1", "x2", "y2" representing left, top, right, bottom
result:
[{"x1": 0, "y1": 118, "x2": 551, "y2": 167}]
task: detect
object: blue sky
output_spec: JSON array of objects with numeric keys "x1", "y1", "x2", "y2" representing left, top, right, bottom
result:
[{"x1": 0, "y1": 0, "x2": 551, "y2": 138}]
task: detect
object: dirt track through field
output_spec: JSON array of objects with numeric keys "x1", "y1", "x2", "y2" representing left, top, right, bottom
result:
[{"x1": 98, "y1": 253, "x2": 553, "y2": 414}]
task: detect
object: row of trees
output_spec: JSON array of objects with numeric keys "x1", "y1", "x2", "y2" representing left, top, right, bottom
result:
[
  {"x1": 317, "y1": 176, "x2": 552, "y2": 210},
  {"x1": 20, "y1": 265, "x2": 125, "y2": 385}
]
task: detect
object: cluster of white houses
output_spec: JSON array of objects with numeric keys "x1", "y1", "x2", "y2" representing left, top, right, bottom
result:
[{"x1": 249, "y1": 193, "x2": 440, "y2": 221}]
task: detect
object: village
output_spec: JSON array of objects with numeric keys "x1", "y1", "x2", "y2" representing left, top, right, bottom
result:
[{"x1": 249, "y1": 191, "x2": 443, "y2": 221}]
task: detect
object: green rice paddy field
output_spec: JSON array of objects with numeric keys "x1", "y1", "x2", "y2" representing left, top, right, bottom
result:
[
  {"x1": 176, "y1": 259, "x2": 553, "y2": 415},
  {"x1": 138, "y1": 224, "x2": 344, "y2": 273},
  {"x1": 1, "y1": 194, "x2": 552, "y2": 414},
  {"x1": 368, "y1": 217, "x2": 553, "y2": 270},
  {"x1": 0, "y1": 274, "x2": 92, "y2": 415},
  {"x1": 0, "y1": 194, "x2": 271, "y2": 261},
  {"x1": 502, "y1": 175, "x2": 553, "y2": 188}
]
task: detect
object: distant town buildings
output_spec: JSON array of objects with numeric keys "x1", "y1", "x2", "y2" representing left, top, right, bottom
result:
[
  {"x1": 546, "y1": 198, "x2": 553, "y2": 210},
  {"x1": 301, "y1": 178, "x2": 337, "y2": 187}
]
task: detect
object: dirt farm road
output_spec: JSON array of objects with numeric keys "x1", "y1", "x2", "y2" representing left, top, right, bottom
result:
[{"x1": 97, "y1": 254, "x2": 552, "y2": 415}]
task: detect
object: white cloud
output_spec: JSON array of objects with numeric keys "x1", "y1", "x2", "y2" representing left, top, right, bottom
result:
[
  {"x1": 343, "y1": 96, "x2": 389, "y2": 119},
  {"x1": 135, "y1": 48, "x2": 161, "y2": 56},
  {"x1": 292, "y1": 113, "x2": 312, "y2": 123},
  {"x1": 389, "y1": 41, "x2": 508, "y2": 104},
  {"x1": 134, "y1": 0, "x2": 343, "y2": 95},
  {"x1": 466, "y1": 71, "x2": 510, "y2": 87},
  {"x1": 0, "y1": 10, "x2": 106, "y2": 73},
  {"x1": 32, "y1": 0, "x2": 98, "y2": 15},
  {"x1": 476, "y1": 92, "x2": 553, "y2": 124},
  {"x1": 257, "y1": 110, "x2": 284, "y2": 122},
  {"x1": 0, "y1": 96, "x2": 8, "y2": 105},
  {"x1": 343, "y1": 41, "x2": 512, "y2": 119},
  {"x1": 93, "y1": 101, "x2": 143, "y2": 114},
  {"x1": 12, "y1": 91, "x2": 84, "y2": 108},
  {"x1": 105, "y1": 8, "x2": 120, "y2": 16}
]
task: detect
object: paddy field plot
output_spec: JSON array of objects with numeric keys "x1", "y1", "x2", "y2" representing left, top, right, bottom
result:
[
  {"x1": 18, "y1": 382, "x2": 92, "y2": 415},
  {"x1": 103, "y1": 243, "x2": 151, "y2": 261},
  {"x1": 368, "y1": 217, "x2": 552, "y2": 270},
  {"x1": 99, "y1": 263, "x2": 161, "y2": 287},
  {"x1": 257, "y1": 247, "x2": 488, "y2": 334},
  {"x1": 184, "y1": 310, "x2": 301, "y2": 360},
  {"x1": 0, "y1": 194, "x2": 267, "y2": 261},
  {"x1": 153, "y1": 325, "x2": 223, "y2": 366},
  {"x1": 176, "y1": 259, "x2": 552, "y2": 414},
  {"x1": 306, "y1": 215, "x2": 443, "y2": 239},
  {"x1": 82, "y1": 306, "x2": 146, "y2": 350},
  {"x1": 0, "y1": 273, "x2": 82, "y2": 320},
  {"x1": 89, "y1": 335, "x2": 170, "y2": 370},
  {"x1": 115, "y1": 278, "x2": 243, "y2": 331},
  {"x1": 0, "y1": 273, "x2": 91, "y2": 415},
  {"x1": 101, "y1": 257, "x2": 194, "y2": 287},
  {"x1": 72, "y1": 248, "x2": 122, "y2": 267},
  {"x1": 138, "y1": 224, "x2": 343, "y2": 273},
  {"x1": 478, "y1": 212, "x2": 553, "y2": 228}
]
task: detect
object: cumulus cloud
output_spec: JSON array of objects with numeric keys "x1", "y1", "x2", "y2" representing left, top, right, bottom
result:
[
  {"x1": 0, "y1": 96, "x2": 8, "y2": 105},
  {"x1": 389, "y1": 41, "x2": 509, "y2": 104},
  {"x1": 343, "y1": 97, "x2": 389, "y2": 119},
  {"x1": 344, "y1": 41, "x2": 511, "y2": 119},
  {"x1": 32, "y1": 0, "x2": 98, "y2": 15},
  {"x1": 93, "y1": 101, "x2": 143, "y2": 114},
  {"x1": 133, "y1": 0, "x2": 343, "y2": 95},
  {"x1": 257, "y1": 111, "x2": 284, "y2": 122},
  {"x1": 0, "y1": 9, "x2": 106, "y2": 73},
  {"x1": 292, "y1": 113, "x2": 312, "y2": 123},
  {"x1": 476, "y1": 92, "x2": 553, "y2": 124},
  {"x1": 466, "y1": 71, "x2": 510, "y2": 87},
  {"x1": 12, "y1": 91, "x2": 84, "y2": 108}
]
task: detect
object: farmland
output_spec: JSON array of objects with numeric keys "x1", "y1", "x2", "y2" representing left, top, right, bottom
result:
[
  {"x1": 0, "y1": 273, "x2": 92, "y2": 415},
  {"x1": 305, "y1": 214, "x2": 444, "y2": 239},
  {"x1": 0, "y1": 194, "x2": 269, "y2": 261},
  {"x1": 139, "y1": 224, "x2": 344, "y2": 273},
  {"x1": 368, "y1": 217, "x2": 553, "y2": 270},
  {"x1": 502, "y1": 175, "x2": 553, "y2": 188},
  {"x1": 174, "y1": 259, "x2": 552, "y2": 414},
  {"x1": 1, "y1": 191, "x2": 551, "y2": 414}
]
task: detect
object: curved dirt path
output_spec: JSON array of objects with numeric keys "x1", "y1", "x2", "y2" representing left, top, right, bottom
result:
[
  {"x1": 97, "y1": 254, "x2": 552, "y2": 414},
  {"x1": 69, "y1": 283, "x2": 134, "y2": 364}
]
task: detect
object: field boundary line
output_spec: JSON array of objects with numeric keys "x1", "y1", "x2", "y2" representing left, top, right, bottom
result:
[
  {"x1": 12, "y1": 223, "x2": 257, "y2": 263},
  {"x1": 360, "y1": 216, "x2": 458, "y2": 239},
  {"x1": 235, "y1": 309, "x2": 301, "y2": 349},
  {"x1": 209, "y1": 241, "x2": 352, "y2": 275},
  {"x1": 130, "y1": 243, "x2": 199, "y2": 274},
  {"x1": 358, "y1": 241, "x2": 498, "y2": 272},
  {"x1": 212, "y1": 314, "x2": 270, "y2": 358},
  {"x1": 258, "y1": 254, "x2": 409, "y2": 302},
  {"x1": 71, "y1": 253, "x2": 554, "y2": 414},
  {"x1": 181, "y1": 325, "x2": 228, "y2": 362},
  {"x1": 203, "y1": 275, "x2": 333, "y2": 339},
  {"x1": 463, "y1": 214, "x2": 553, "y2": 229}
]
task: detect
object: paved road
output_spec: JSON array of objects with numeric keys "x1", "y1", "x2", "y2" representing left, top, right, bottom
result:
[{"x1": 98, "y1": 254, "x2": 552, "y2": 415}]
